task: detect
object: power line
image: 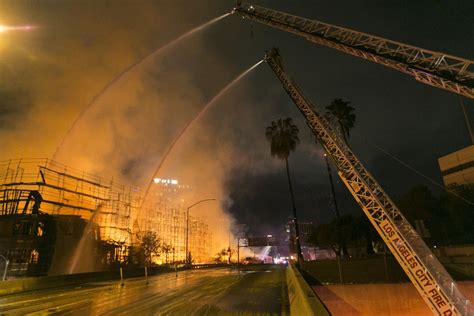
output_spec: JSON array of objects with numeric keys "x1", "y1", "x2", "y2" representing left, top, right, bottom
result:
[{"x1": 353, "y1": 131, "x2": 474, "y2": 206}]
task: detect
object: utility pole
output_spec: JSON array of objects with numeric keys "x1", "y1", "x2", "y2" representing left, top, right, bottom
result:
[
  {"x1": 460, "y1": 97, "x2": 474, "y2": 144},
  {"x1": 325, "y1": 153, "x2": 343, "y2": 281},
  {"x1": 324, "y1": 153, "x2": 340, "y2": 217},
  {"x1": 237, "y1": 238, "x2": 241, "y2": 265}
]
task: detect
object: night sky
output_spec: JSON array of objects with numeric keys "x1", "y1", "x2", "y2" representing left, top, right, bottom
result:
[{"x1": 0, "y1": 1, "x2": 473, "y2": 237}]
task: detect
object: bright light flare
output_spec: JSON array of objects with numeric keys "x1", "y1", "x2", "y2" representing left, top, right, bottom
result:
[
  {"x1": 0, "y1": 25, "x2": 35, "y2": 33},
  {"x1": 153, "y1": 178, "x2": 179, "y2": 185}
]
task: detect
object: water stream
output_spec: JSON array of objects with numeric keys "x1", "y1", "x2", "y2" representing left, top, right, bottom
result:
[
  {"x1": 137, "y1": 60, "x2": 265, "y2": 222},
  {"x1": 69, "y1": 204, "x2": 102, "y2": 274},
  {"x1": 52, "y1": 13, "x2": 231, "y2": 161}
]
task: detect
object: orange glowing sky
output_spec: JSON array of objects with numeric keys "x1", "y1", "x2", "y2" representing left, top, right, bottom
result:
[{"x1": 0, "y1": 0, "x2": 472, "y2": 240}]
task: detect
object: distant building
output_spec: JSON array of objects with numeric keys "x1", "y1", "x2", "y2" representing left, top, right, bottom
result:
[
  {"x1": 286, "y1": 219, "x2": 318, "y2": 261},
  {"x1": 298, "y1": 221, "x2": 315, "y2": 245},
  {"x1": 438, "y1": 145, "x2": 474, "y2": 186}
]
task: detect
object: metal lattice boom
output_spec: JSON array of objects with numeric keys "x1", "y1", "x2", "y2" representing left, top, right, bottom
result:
[
  {"x1": 265, "y1": 48, "x2": 472, "y2": 316},
  {"x1": 234, "y1": 3, "x2": 474, "y2": 99}
]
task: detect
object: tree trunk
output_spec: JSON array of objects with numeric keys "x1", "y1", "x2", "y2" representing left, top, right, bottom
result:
[
  {"x1": 325, "y1": 154, "x2": 346, "y2": 259},
  {"x1": 325, "y1": 155, "x2": 340, "y2": 217},
  {"x1": 285, "y1": 157, "x2": 303, "y2": 263},
  {"x1": 339, "y1": 121, "x2": 349, "y2": 146}
]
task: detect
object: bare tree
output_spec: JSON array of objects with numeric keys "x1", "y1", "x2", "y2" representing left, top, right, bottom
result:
[
  {"x1": 161, "y1": 242, "x2": 173, "y2": 264},
  {"x1": 215, "y1": 248, "x2": 228, "y2": 263}
]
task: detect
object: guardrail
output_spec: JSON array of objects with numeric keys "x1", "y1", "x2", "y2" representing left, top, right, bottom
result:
[{"x1": 286, "y1": 263, "x2": 331, "y2": 316}]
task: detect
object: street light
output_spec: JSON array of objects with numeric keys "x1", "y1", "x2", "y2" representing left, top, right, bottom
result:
[{"x1": 186, "y1": 198, "x2": 216, "y2": 265}]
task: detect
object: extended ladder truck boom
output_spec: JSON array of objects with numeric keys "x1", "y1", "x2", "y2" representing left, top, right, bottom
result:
[
  {"x1": 234, "y1": 3, "x2": 474, "y2": 99},
  {"x1": 264, "y1": 48, "x2": 472, "y2": 315}
]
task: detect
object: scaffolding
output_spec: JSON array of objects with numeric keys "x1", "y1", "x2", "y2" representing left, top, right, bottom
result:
[
  {"x1": 189, "y1": 220, "x2": 212, "y2": 263},
  {"x1": 0, "y1": 158, "x2": 140, "y2": 248},
  {"x1": 0, "y1": 159, "x2": 212, "y2": 264},
  {"x1": 139, "y1": 182, "x2": 212, "y2": 263}
]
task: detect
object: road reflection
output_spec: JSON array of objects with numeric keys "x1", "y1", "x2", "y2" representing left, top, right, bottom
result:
[{"x1": 0, "y1": 265, "x2": 287, "y2": 315}]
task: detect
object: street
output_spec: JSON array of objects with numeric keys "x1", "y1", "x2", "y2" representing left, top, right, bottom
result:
[{"x1": 0, "y1": 265, "x2": 288, "y2": 315}]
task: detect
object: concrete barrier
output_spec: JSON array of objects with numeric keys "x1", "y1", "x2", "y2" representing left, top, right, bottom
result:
[
  {"x1": 0, "y1": 266, "x2": 173, "y2": 296},
  {"x1": 0, "y1": 264, "x2": 229, "y2": 296},
  {"x1": 0, "y1": 270, "x2": 120, "y2": 296},
  {"x1": 286, "y1": 263, "x2": 331, "y2": 316}
]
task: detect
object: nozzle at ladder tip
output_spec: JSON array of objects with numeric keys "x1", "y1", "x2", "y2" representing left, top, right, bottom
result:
[{"x1": 231, "y1": 1, "x2": 240, "y2": 13}]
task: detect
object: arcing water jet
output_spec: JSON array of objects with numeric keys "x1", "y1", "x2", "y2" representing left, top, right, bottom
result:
[
  {"x1": 137, "y1": 59, "x2": 265, "y2": 222},
  {"x1": 52, "y1": 12, "x2": 231, "y2": 161}
]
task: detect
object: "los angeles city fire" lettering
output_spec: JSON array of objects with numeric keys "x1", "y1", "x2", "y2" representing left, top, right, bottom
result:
[{"x1": 380, "y1": 220, "x2": 452, "y2": 315}]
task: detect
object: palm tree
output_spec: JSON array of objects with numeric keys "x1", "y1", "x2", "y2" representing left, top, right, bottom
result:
[
  {"x1": 325, "y1": 98, "x2": 356, "y2": 259},
  {"x1": 326, "y1": 98, "x2": 356, "y2": 145},
  {"x1": 265, "y1": 117, "x2": 303, "y2": 262},
  {"x1": 323, "y1": 98, "x2": 356, "y2": 218}
]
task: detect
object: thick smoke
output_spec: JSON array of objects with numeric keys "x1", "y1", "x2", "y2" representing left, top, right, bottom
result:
[
  {"x1": 0, "y1": 1, "x2": 249, "y2": 257},
  {"x1": 0, "y1": 1, "x2": 328, "y2": 257}
]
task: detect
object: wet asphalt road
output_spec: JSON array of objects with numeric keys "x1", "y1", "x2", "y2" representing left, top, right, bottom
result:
[{"x1": 0, "y1": 265, "x2": 288, "y2": 315}]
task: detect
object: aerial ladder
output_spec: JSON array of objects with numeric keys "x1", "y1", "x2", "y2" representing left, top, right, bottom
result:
[
  {"x1": 232, "y1": 3, "x2": 473, "y2": 313},
  {"x1": 265, "y1": 47, "x2": 472, "y2": 316},
  {"x1": 233, "y1": 3, "x2": 474, "y2": 99}
]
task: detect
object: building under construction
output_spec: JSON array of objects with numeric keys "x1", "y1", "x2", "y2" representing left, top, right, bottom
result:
[
  {"x1": 0, "y1": 158, "x2": 212, "y2": 276},
  {"x1": 0, "y1": 158, "x2": 140, "y2": 275}
]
